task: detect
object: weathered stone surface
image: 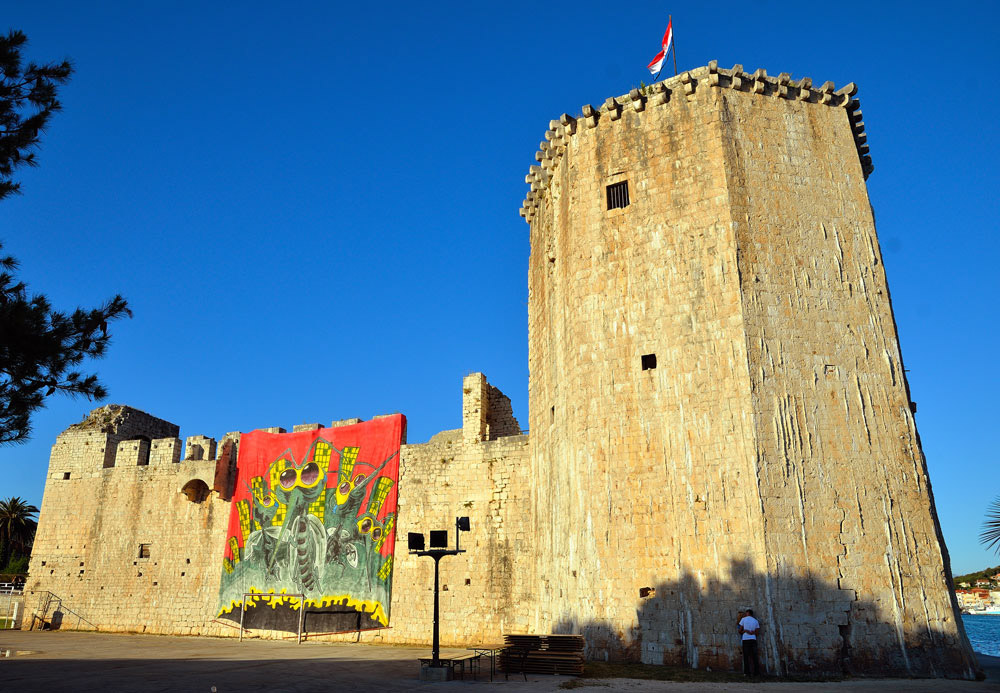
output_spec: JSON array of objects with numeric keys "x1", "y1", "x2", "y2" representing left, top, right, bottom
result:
[
  {"x1": 524, "y1": 68, "x2": 975, "y2": 678},
  {"x1": 26, "y1": 379, "x2": 532, "y2": 648},
  {"x1": 24, "y1": 63, "x2": 977, "y2": 680},
  {"x1": 28, "y1": 406, "x2": 224, "y2": 635}
]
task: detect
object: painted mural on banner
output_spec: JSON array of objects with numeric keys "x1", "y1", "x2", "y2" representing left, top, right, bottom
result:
[{"x1": 216, "y1": 415, "x2": 405, "y2": 633}]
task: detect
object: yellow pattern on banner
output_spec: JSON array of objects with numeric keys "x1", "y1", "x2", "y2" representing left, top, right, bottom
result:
[
  {"x1": 337, "y1": 446, "x2": 359, "y2": 484},
  {"x1": 268, "y1": 457, "x2": 293, "y2": 526},
  {"x1": 236, "y1": 500, "x2": 252, "y2": 541},
  {"x1": 375, "y1": 515, "x2": 394, "y2": 552},
  {"x1": 377, "y1": 556, "x2": 393, "y2": 581},
  {"x1": 228, "y1": 536, "x2": 241, "y2": 564},
  {"x1": 308, "y1": 441, "x2": 333, "y2": 522},
  {"x1": 217, "y1": 587, "x2": 389, "y2": 627},
  {"x1": 368, "y1": 477, "x2": 393, "y2": 515},
  {"x1": 314, "y1": 440, "x2": 332, "y2": 471},
  {"x1": 308, "y1": 488, "x2": 326, "y2": 522}
]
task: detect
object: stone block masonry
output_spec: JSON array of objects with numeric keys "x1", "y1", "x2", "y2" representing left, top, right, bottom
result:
[
  {"x1": 29, "y1": 406, "x2": 226, "y2": 634},
  {"x1": 24, "y1": 60, "x2": 977, "y2": 680},
  {"x1": 523, "y1": 62, "x2": 975, "y2": 678},
  {"x1": 26, "y1": 375, "x2": 532, "y2": 646}
]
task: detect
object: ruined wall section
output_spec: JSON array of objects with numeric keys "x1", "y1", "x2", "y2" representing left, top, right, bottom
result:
[
  {"x1": 52, "y1": 404, "x2": 180, "y2": 471},
  {"x1": 709, "y1": 68, "x2": 977, "y2": 677},
  {"x1": 27, "y1": 407, "x2": 231, "y2": 634},
  {"x1": 463, "y1": 372, "x2": 522, "y2": 443},
  {"x1": 524, "y1": 67, "x2": 765, "y2": 669}
]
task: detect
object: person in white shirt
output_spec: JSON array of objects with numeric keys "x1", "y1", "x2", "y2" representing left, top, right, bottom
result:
[{"x1": 738, "y1": 608, "x2": 761, "y2": 676}]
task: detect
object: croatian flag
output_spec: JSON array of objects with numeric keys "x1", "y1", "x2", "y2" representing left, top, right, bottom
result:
[{"x1": 647, "y1": 18, "x2": 673, "y2": 75}]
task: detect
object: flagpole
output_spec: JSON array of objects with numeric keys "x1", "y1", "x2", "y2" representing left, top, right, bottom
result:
[{"x1": 671, "y1": 15, "x2": 677, "y2": 76}]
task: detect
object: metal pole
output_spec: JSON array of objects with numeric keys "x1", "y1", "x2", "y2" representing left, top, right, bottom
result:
[
  {"x1": 239, "y1": 596, "x2": 246, "y2": 642},
  {"x1": 297, "y1": 599, "x2": 305, "y2": 645},
  {"x1": 432, "y1": 555, "x2": 441, "y2": 666},
  {"x1": 671, "y1": 14, "x2": 677, "y2": 77}
]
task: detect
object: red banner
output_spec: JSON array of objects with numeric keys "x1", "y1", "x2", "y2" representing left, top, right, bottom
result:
[{"x1": 216, "y1": 415, "x2": 404, "y2": 632}]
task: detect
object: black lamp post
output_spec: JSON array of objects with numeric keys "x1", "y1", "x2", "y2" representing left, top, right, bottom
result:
[{"x1": 409, "y1": 516, "x2": 470, "y2": 667}]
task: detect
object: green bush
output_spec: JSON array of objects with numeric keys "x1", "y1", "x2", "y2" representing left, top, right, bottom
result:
[{"x1": 1, "y1": 554, "x2": 29, "y2": 575}]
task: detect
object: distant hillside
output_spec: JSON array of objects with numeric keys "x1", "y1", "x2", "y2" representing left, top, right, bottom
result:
[{"x1": 953, "y1": 565, "x2": 1000, "y2": 585}]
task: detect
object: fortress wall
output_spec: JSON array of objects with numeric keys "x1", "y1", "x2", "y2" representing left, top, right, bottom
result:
[
  {"x1": 526, "y1": 68, "x2": 765, "y2": 669},
  {"x1": 27, "y1": 378, "x2": 533, "y2": 645},
  {"x1": 24, "y1": 63, "x2": 976, "y2": 679},
  {"x1": 27, "y1": 408, "x2": 229, "y2": 634},
  {"x1": 317, "y1": 373, "x2": 532, "y2": 645},
  {"x1": 718, "y1": 84, "x2": 977, "y2": 677},
  {"x1": 378, "y1": 428, "x2": 532, "y2": 645}
]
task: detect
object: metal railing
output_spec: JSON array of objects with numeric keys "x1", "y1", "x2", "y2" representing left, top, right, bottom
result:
[
  {"x1": 0, "y1": 585, "x2": 24, "y2": 630},
  {"x1": 29, "y1": 591, "x2": 97, "y2": 631}
]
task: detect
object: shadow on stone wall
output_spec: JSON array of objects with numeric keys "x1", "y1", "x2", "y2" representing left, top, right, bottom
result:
[{"x1": 552, "y1": 558, "x2": 979, "y2": 680}]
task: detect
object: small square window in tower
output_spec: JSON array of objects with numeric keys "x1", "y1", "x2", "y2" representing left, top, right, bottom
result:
[
  {"x1": 606, "y1": 181, "x2": 630, "y2": 210},
  {"x1": 641, "y1": 353, "x2": 657, "y2": 371},
  {"x1": 138, "y1": 544, "x2": 151, "y2": 559}
]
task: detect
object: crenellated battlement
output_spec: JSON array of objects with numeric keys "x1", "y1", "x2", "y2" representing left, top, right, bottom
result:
[
  {"x1": 520, "y1": 61, "x2": 870, "y2": 225},
  {"x1": 151, "y1": 437, "x2": 182, "y2": 465},
  {"x1": 47, "y1": 405, "x2": 241, "y2": 476},
  {"x1": 49, "y1": 405, "x2": 416, "y2": 476}
]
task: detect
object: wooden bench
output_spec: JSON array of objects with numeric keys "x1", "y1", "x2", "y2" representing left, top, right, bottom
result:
[{"x1": 418, "y1": 653, "x2": 482, "y2": 680}]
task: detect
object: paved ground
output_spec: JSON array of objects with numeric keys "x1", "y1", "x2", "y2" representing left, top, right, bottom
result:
[{"x1": 1, "y1": 631, "x2": 998, "y2": 692}]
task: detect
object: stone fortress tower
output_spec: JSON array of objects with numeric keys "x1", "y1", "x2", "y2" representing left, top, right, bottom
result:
[
  {"x1": 25, "y1": 60, "x2": 977, "y2": 680},
  {"x1": 520, "y1": 61, "x2": 976, "y2": 676}
]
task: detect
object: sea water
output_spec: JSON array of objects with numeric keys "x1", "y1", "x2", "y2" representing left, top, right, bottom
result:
[{"x1": 962, "y1": 614, "x2": 1000, "y2": 657}]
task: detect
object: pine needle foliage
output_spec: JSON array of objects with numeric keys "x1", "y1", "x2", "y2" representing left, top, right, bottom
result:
[
  {"x1": 0, "y1": 243, "x2": 132, "y2": 444},
  {"x1": 0, "y1": 32, "x2": 131, "y2": 445},
  {"x1": 0, "y1": 29, "x2": 73, "y2": 201}
]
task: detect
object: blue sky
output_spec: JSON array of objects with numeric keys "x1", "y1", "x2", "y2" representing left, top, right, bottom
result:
[{"x1": 1, "y1": 2, "x2": 997, "y2": 574}]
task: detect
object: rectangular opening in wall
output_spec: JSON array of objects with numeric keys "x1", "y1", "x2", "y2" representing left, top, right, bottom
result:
[
  {"x1": 138, "y1": 544, "x2": 151, "y2": 559},
  {"x1": 606, "y1": 180, "x2": 630, "y2": 210},
  {"x1": 641, "y1": 353, "x2": 657, "y2": 370},
  {"x1": 62, "y1": 472, "x2": 71, "y2": 480},
  {"x1": 550, "y1": 405, "x2": 555, "y2": 423}
]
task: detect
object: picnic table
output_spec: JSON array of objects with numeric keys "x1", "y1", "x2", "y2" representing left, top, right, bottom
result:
[
  {"x1": 467, "y1": 644, "x2": 505, "y2": 681},
  {"x1": 417, "y1": 652, "x2": 482, "y2": 680}
]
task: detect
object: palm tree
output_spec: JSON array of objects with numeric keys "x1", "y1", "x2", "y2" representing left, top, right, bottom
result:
[
  {"x1": 0, "y1": 496, "x2": 39, "y2": 572},
  {"x1": 980, "y1": 497, "x2": 1000, "y2": 556}
]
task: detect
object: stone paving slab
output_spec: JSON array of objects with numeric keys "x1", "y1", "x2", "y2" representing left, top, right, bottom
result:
[{"x1": 0, "y1": 631, "x2": 998, "y2": 693}]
